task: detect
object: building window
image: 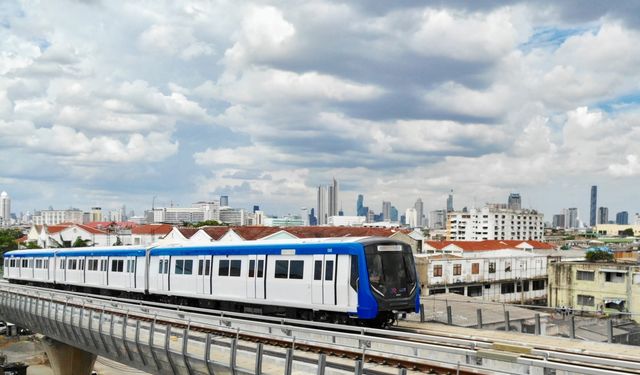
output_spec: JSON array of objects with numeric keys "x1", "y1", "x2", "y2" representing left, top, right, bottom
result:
[
  {"x1": 488, "y1": 262, "x2": 496, "y2": 274},
  {"x1": 576, "y1": 271, "x2": 595, "y2": 281},
  {"x1": 504, "y1": 261, "x2": 512, "y2": 272},
  {"x1": 501, "y1": 283, "x2": 515, "y2": 294},
  {"x1": 433, "y1": 265, "x2": 443, "y2": 277},
  {"x1": 532, "y1": 280, "x2": 545, "y2": 290},
  {"x1": 453, "y1": 264, "x2": 462, "y2": 276},
  {"x1": 471, "y1": 263, "x2": 480, "y2": 275},
  {"x1": 605, "y1": 272, "x2": 625, "y2": 283},
  {"x1": 577, "y1": 295, "x2": 595, "y2": 306},
  {"x1": 517, "y1": 281, "x2": 530, "y2": 292}
]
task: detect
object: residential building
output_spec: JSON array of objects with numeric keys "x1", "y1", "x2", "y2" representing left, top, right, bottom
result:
[
  {"x1": 446, "y1": 190, "x2": 454, "y2": 212},
  {"x1": 32, "y1": 209, "x2": 84, "y2": 225},
  {"x1": 616, "y1": 211, "x2": 629, "y2": 225},
  {"x1": 253, "y1": 210, "x2": 264, "y2": 226},
  {"x1": 552, "y1": 214, "x2": 565, "y2": 228},
  {"x1": 317, "y1": 185, "x2": 328, "y2": 225},
  {"x1": 152, "y1": 207, "x2": 205, "y2": 224},
  {"x1": 508, "y1": 193, "x2": 521, "y2": 210},
  {"x1": 548, "y1": 262, "x2": 640, "y2": 322},
  {"x1": 594, "y1": 224, "x2": 640, "y2": 236},
  {"x1": 414, "y1": 198, "x2": 424, "y2": 227},
  {"x1": 131, "y1": 224, "x2": 173, "y2": 246},
  {"x1": 26, "y1": 223, "x2": 119, "y2": 248},
  {"x1": 598, "y1": 206, "x2": 609, "y2": 225},
  {"x1": 429, "y1": 210, "x2": 446, "y2": 230},
  {"x1": 565, "y1": 208, "x2": 579, "y2": 229},
  {"x1": 447, "y1": 205, "x2": 544, "y2": 241},
  {"x1": 90, "y1": 207, "x2": 103, "y2": 222},
  {"x1": 590, "y1": 185, "x2": 597, "y2": 227},
  {"x1": 0, "y1": 191, "x2": 10, "y2": 226}
]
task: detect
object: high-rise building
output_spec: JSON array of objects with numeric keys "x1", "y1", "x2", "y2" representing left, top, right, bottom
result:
[
  {"x1": 566, "y1": 208, "x2": 579, "y2": 229},
  {"x1": 0, "y1": 191, "x2": 10, "y2": 227},
  {"x1": 508, "y1": 193, "x2": 521, "y2": 210},
  {"x1": 382, "y1": 201, "x2": 391, "y2": 221},
  {"x1": 616, "y1": 211, "x2": 629, "y2": 225},
  {"x1": 328, "y1": 178, "x2": 339, "y2": 217},
  {"x1": 356, "y1": 194, "x2": 365, "y2": 216},
  {"x1": 590, "y1": 185, "x2": 597, "y2": 227},
  {"x1": 429, "y1": 210, "x2": 447, "y2": 230},
  {"x1": 414, "y1": 198, "x2": 424, "y2": 227},
  {"x1": 91, "y1": 207, "x2": 103, "y2": 222},
  {"x1": 446, "y1": 190, "x2": 454, "y2": 212},
  {"x1": 552, "y1": 214, "x2": 565, "y2": 228},
  {"x1": 220, "y1": 195, "x2": 229, "y2": 207},
  {"x1": 405, "y1": 207, "x2": 418, "y2": 228},
  {"x1": 317, "y1": 185, "x2": 328, "y2": 225},
  {"x1": 253, "y1": 205, "x2": 260, "y2": 213},
  {"x1": 309, "y1": 208, "x2": 317, "y2": 226},
  {"x1": 597, "y1": 207, "x2": 609, "y2": 224},
  {"x1": 390, "y1": 206, "x2": 398, "y2": 222}
]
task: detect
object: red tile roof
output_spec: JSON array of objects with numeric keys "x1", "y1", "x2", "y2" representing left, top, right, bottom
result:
[
  {"x1": 425, "y1": 240, "x2": 556, "y2": 252},
  {"x1": 232, "y1": 226, "x2": 284, "y2": 240},
  {"x1": 83, "y1": 221, "x2": 139, "y2": 230},
  {"x1": 75, "y1": 224, "x2": 108, "y2": 235},
  {"x1": 199, "y1": 227, "x2": 233, "y2": 240},
  {"x1": 132, "y1": 224, "x2": 173, "y2": 235},
  {"x1": 45, "y1": 224, "x2": 73, "y2": 234},
  {"x1": 176, "y1": 227, "x2": 199, "y2": 238}
]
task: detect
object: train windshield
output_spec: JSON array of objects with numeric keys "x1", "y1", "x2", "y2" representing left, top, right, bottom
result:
[{"x1": 365, "y1": 244, "x2": 416, "y2": 298}]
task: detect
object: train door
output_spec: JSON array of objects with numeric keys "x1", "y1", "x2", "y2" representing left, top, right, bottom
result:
[
  {"x1": 157, "y1": 255, "x2": 169, "y2": 291},
  {"x1": 127, "y1": 256, "x2": 136, "y2": 289},
  {"x1": 246, "y1": 255, "x2": 257, "y2": 299},
  {"x1": 196, "y1": 255, "x2": 209, "y2": 295},
  {"x1": 256, "y1": 255, "x2": 265, "y2": 299},
  {"x1": 311, "y1": 254, "x2": 336, "y2": 306}
]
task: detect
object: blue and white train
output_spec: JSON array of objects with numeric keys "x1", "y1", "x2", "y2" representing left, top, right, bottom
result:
[{"x1": 3, "y1": 237, "x2": 419, "y2": 326}]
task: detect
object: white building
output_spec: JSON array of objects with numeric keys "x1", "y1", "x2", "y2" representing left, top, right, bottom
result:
[
  {"x1": 405, "y1": 208, "x2": 418, "y2": 228},
  {"x1": 32, "y1": 209, "x2": 84, "y2": 226},
  {"x1": 192, "y1": 201, "x2": 220, "y2": 221},
  {"x1": 429, "y1": 209, "x2": 446, "y2": 230},
  {"x1": 447, "y1": 205, "x2": 544, "y2": 241},
  {"x1": 26, "y1": 224, "x2": 118, "y2": 248},
  {"x1": 0, "y1": 191, "x2": 10, "y2": 226},
  {"x1": 416, "y1": 250, "x2": 548, "y2": 303},
  {"x1": 219, "y1": 207, "x2": 246, "y2": 226},
  {"x1": 264, "y1": 216, "x2": 306, "y2": 227},
  {"x1": 327, "y1": 216, "x2": 366, "y2": 227},
  {"x1": 153, "y1": 207, "x2": 205, "y2": 224}
]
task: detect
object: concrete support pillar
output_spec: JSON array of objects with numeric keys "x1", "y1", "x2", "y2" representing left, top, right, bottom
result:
[{"x1": 40, "y1": 336, "x2": 97, "y2": 375}]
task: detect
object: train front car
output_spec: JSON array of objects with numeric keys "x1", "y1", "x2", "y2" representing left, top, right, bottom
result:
[{"x1": 359, "y1": 239, "x2": 420, "y2": 326}]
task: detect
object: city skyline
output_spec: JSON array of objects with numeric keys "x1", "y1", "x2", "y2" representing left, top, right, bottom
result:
[{"x1": 2, "y1": 2, "x2": 640, "y2": 221}]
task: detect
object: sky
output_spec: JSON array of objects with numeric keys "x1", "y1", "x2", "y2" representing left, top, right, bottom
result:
[{"x1": 1, "y1": 1, "x2": 640, "y2": 222}]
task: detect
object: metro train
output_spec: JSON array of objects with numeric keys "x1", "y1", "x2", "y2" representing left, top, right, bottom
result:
[{"x1": 3, "y1": 237, "x2": 420, "y2": 326}]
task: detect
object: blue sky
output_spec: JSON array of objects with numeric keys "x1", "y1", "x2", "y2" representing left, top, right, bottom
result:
[{"x1": 1, "y1": 1, "x2": 640, "y2": 223}]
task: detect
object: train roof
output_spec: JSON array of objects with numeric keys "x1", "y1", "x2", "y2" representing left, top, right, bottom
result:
[{"x1": 4, "y1": 245, "x2": 145, "y2": 258}]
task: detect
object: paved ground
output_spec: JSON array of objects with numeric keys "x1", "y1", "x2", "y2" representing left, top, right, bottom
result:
[{"x1": 0, "y1": 335, "x2": 149, "y2": 375}]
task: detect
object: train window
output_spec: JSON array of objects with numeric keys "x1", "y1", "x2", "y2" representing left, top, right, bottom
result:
[
  {"x1": 45, "y1": 259, "x2": 49, "y2": 268},
  {"x1": 68, "y1": 259, "x2": 74, "y2": 270},
  {"x1": 164, "y1": 260, "x2": 169, "y2": 274},
  {"x1": 325, "y1": 260, "x2": 334, "y2": 281},
  {"x1": 22, "y1": 259, "x2": 28, "y2": 268},
  {"x1": 175, "y1": 260, "x2": 185, "y2": 275},
  {"x1": 314, "y1": 260, "x2": 322, "y2": 280},
  {"x1": 111, "y1": 260, "x2": 124, "y2": 272},
  {"x1": 183, "y1": 260, "x2": 193, "y2": 275},
  {"x1": 289, "y1": 261, "x2": 304, "y2": 279},
  {"x1": 159, "y1": 260, "x2": 165, "y2": 274},
  {"x1": 275, "y1": 260, "x2": 288, "y2": 279},
  {"x1": 36, "y1": 259, "x2": 42, "y2": 269},
  {"x1": 249, "y1": 260, "x2": 255, "y2": 278},
  {"x1": 79, "y1": 259, "x2": 85, "y2": 270},
  {"x1": 127, "y1": 260, "x2": 135, "y2": 273},
  {"x1": 60, "y1": 260, "x2": 65, "y2": 269},
  {"x1": 230, "y1": 260, "x2": 241, "y2": 277},
  {"x1": 205, "y1": 260, "x2": 211, "y2": 276},
  {"x1": 198, "y1": 260, "x2": 204, "y2": 275},
  {"x1": 219, "y1": 260, "x2": 229, "y2": 276},
  {"x1": 350, "y1": 255, "x2": 358, "y2": 291},
  {"x1": 257, "y1": 260, "x2": 264, "y2": 278}
]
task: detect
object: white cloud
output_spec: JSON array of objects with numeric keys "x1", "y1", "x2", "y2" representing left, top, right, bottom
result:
[{"x1": 609, "y1": 155, "x2": 640, "y2": 177}]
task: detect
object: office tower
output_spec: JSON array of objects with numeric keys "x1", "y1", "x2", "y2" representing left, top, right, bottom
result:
[
  {"x1": 317, "y1": 185, "x2": 328, "y2": 225},
  {"x1": 597, "y1": 207, "x2": 609, "y2": 224},
  {"x1": 508, "y1": 193, "x2": 521, "y2": 210},
  {"x1": 616, "y1": 211, "x2": 629, "y2": 225},
  {"x1": 414, "y1": 198, "x2": 424, "y2": 227},
  {"x1": 382, "y1": 201, "x2": 391, "y2": 221},
  {"x1": 220, "y1": 195, "x2": 229, "y2": 207},
  {"x1": 566, "y1": 208, "x2": 578, "y2": 229},
  {"x1": 390, "y1": 206, "x2": 398, "y2": 222},
  {"x1": 253, "y1": 205, "x2": 260, "y2": 213},
  {"x1": 446, "y1": 190, "x2": 454, "y2": 212},
  {"x1": 429, "y1": 210, "x2": 447, "y2": 230},
  {"x1": 309, "y1": 208, "x2": 317, "y2": 226},
  {"x1": 552, "y1": 214, "x2": 565, "y2": 228},
  {"x1": 328, "y1": 178, "x2": 339, "y2": 217},
  {"x1": 590, "y1": 186, "x2": 597, "y2": 227},
  {"x1": 0, "y1": 191, "x2": 10, "y2": 226},
  {"x1": 356, "y1": 194, "x2": 365, "y2": 216}
]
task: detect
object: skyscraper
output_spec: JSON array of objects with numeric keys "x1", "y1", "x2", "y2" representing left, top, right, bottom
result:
[
  {"x1": 566, "y1": 208, "x2": 579, "y2": 229},
  {"x1": 0, "y1": 191, "x2": 10, "y2": 227},
  {"x1": 597, "y1": 207, "x2": 609, "y2": 224},
  {"x1": 405, "y1": 207, "x2": 418, "y2": 228},
  {"x1": 446, "y1": 190, "x2": 454, "y2": 212},
  {"x1": 356, "y1": 194, "x2": 365, "y2": 216},
  {"x1": 616, "y1": 211, "x2": 629, "y2": 225},
  {"x1": 328, "y1": 178, "x2": 339, "y2": 217},
  {"x1": 390, "y1": 206, "x2": 398, "y2": 222},
  {"x1": 220, "y1": 195, "x2": 229, "y2": 207},
  {"x1": 508, "y1": 193, "x2": 521, "y2": 210},
  {"x1": 414, "y1": 198, "x2": 424, "y2": 227},
  {"x1": 317, "y1": 185, "x2": 328, "y2": 225},
  {"x1": 590, "y1": 185, "x2": 597, "y2": 227},
  {"x1": 382, "y1": 201, "x2": 391, "y2": 221}
]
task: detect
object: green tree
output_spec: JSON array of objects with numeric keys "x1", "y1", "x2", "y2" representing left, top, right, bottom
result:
[
  {"x1": 585, "y1": 249, "x2": 614, "y2": 262},
  {"x1": 0, "y1": 228, "x2": 23, "y2": 255},
  {"x1": 194, "y1": 220, "x2": 223, "y2": 227},
  {"x1": 72, "y1": 237, "x2": 91, "y2": 247},
  {"x1": 621, "y1": 228, "x2": 635, "y2": 237},
  {"x1": 25, "y1": 241, "x2": 41, "y2": 249}
]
